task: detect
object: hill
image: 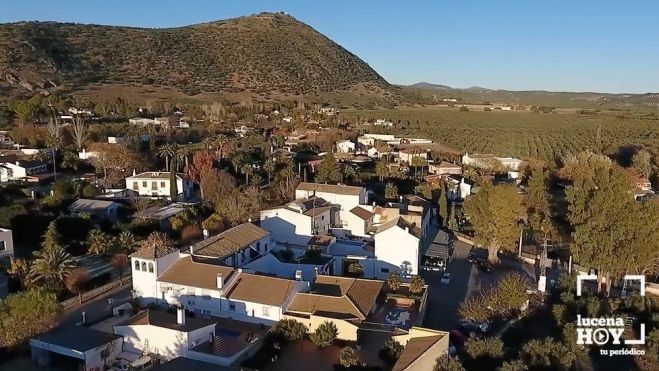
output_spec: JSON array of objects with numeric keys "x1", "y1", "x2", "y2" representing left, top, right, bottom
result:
[
  {"x1": 405, "y1": 82, "x2": 659, "y2": 109},
  {"x1": 0, "y1": 12, "x2": 393, "y2": 100}
]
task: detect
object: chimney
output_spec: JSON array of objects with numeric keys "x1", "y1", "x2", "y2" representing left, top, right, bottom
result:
[
  {"x1": 177, "y1": 307, "x2": 185, "y2": 325},
  {"x1": 15, "y1": 161, "x2": 20, "y2": 166},
  {"x1": 217, "y1": 274, "x2": 223, "y2": 289},
  {"x1": 405, "y1": 226, "x2": 409, "y2": 233},
  {"x1": 295, "y1": 270, "x2": 302, "y2": 281},
  {"x1": 248, "y1": 218, "x2": 252, "y2": 223},
  {"x1": 399, "y1": 195, "x2": 403, "y2": 202}
]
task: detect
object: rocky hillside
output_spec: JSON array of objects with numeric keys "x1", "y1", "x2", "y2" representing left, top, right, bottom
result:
[{"x1": 0, "y1": 12, "x2": 391, "y2": 98}]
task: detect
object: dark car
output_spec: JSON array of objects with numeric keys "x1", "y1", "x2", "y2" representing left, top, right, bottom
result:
[
  {"x1": 477, "y1": 260, "x2": 494, "y2": 273},
  {"x1": 467, "y1": 252, "x2": 478, "y2": 263}
]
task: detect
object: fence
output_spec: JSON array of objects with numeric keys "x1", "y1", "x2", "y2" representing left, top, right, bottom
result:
[{"x1": 61, "y1": 277, "x2": 132, "y2": 310}]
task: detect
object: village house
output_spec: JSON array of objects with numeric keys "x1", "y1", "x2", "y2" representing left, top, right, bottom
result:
[
  {"x1": 129, "y1": 118, "x2": 156, "y2": 126},
  {"x1": 462, "y1": 153, "x2": 523, "y2": 171},
  {"x1": 392, "y1": 328, "x2": 451, "y2": 371},
  {"x1": 373, "y1": 217, "x2": 422, "y2": 279},
  {"x1": 373, "y1": 119, "x2": 394, "y2": 127},
  {"x1": 336, "y1": 140, "x2": 356, "y2": 154},
  {"x1": 125, "y1": 171, "x2": 194, "y2": 200},
  {"x1": 398, "y1": 149, "x2": 429, "y2": 165},
  {"x1": 68, "y1": 199, "x2": 122, "y2": 222},
  {"x1": 357, "y1": 136, "x2": 375, "y2": 147},
  {"x1": 260, "y1": 197, "x2": 333, "y2": 245},
  {"x1": 295, "y1": 182, "x2": 368, "y2": 215},
  {"x1": 189, "y1": 222, "x2": 272, "y2": 268},
  {"x1": 0, "y1": 160, "x2": 49, "y2": 182},
  {"x1": 428, "y1": 161, "x2": 462, "y2": 176}
]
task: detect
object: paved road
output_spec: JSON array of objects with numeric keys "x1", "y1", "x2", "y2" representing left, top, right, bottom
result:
[
  {"x1": 422, "y1": 239, "x2": 540, "y2": 332},
  {"x1": 59, "y1": 284, "x2": 133, "y2": 327}
]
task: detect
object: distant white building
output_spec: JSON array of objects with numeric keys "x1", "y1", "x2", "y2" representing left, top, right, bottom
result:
[
  {"x1": 357, "y1": 136, "x2": 375, "y2": 147},
  {"x1": 374, "y1": 119, "x2": 394, "y2": 127},
  {"x1": 462, "y1": 153, "x2": 523, "y2": 171},
  {"x1": 107, "y1": 136, "x2": 125, "y2": 144},
  {"x1": 373, "y1": 217, "x2": 422, "y2": 279},
  {"x1": 129, "y1": 118, "x2": 156, "y2": 126},
  {"x1": 295, "y1": 182, "x2": 368, "y2": 214},
  {"x1": 125, "y1": 171, "x2": 194, "y2": 200},
  {"x1": 398, "y1": 149, "x2": 428, "y2": 165},
  {"x1": 68, "y1": 199, "x2": 121, "y2": 222},
  {"x1": 362, "y1": 133, "x2": 395, "y2": 142},
  {"x1": 0, "y1": 160, "x2": 49, "y2": 182},
  {"x1": 428, "y1": 161, "x2": 462, "y2": 176},
  {"x1": 336, "y1": 140, "x2": 355, "y2": 154}
]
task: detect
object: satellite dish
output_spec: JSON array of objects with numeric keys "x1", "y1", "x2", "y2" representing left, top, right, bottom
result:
[{"x1": 202, "y1": 229, "x2": 209, "y2": 239}]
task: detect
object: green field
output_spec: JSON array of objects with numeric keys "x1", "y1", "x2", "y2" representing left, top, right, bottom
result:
[{"x1": 344, "y1": 107, "x2": 659, "y2": 164}]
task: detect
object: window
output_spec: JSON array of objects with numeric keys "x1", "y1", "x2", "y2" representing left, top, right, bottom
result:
[
  {"x1": 262, "y1": 306, "x2": 270, "y2": 317},
  {"x1": 264, "y1": 243, "x2": 268, "y2": 252},
  {"x1": 142, "y1": 181, "x2": 147, "y2": 187},
  {"x1": 134, "y1": 260, "x2": 140, "y2": 271},
  {"x1": 229, "y1": 302, "x2": 236, "y2": 312},
  {"x1": 151, "y1": 181, "x2": 157, "y2": 190},
  {"x1": 380, "y1": 268, "x2": 390, "y2": 273},
  {"x1": 201, "y1": 290, "x2": 211, "y2": 299},
  {"x1": 321, "y1": 215, "x2": 325, "y2": 221},
  {"x1": 160, "y1": 181, "x2": 166, "y2": 188},
  {"x1": 148, "y1": 262, "x2": 154, "y2": 273},
  {"x1": 0, "y1": 241, "x2": 5, "y2": 251},
  {"x1": 141, "y1": 262, "x2": 147, "y2": 271},
  {"x1": 256, "y1": 242, "x2": 261, "y2": 252}
]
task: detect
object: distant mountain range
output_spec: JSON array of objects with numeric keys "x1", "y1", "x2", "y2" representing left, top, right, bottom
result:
[{"x1": 407, "y1": 82, "x2": 659, "y2": 108}]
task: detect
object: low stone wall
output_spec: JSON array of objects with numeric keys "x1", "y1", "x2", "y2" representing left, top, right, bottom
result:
[{"x1": 60, "y1": 278, "x2": 132, "y2": 310}]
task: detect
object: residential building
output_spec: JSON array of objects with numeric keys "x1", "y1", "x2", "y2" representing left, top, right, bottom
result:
[
  {"x1": 462, "y1": 153, "x2": 523, "y2": 171},
  {"x1": 362, "y1": 133, "x2": 395, "y2": 142},
  {"x1": 284, "y1": 275, "x2": 384, "y2": 341},
  {"x1": 428, "y1": 161, "x2": 462, "y2": 176},
  {"x1": 68, "y1": 199, "x2": 121, "y2": 222},
  {"x1": 190, "y1": 222, "x2": 272, "y2": 267},
  {"x1": 336, "y1": 206, "x2": 374, "y2": 238},
  {"x1": 125, "y1": 171, "x2": 194, "y2": 200},
  {"x1": 373, "y1": 119, "x2": 394, "y2": 127},
  {"x1": 0, "y1": 228, "x2": 14, "y2": 262},
  {"x1": 295, "y1": 182, "x2": 368, "y2": 214},
  {"x1": 336, "y1": 140, "x2": 355, "y2": 153},
  {"x1": 155, "y1": 257, "x2": 306, "y2": 325},
  {"x1": 260, "y1": 197, "x2": 332, "y2": 245},
  {"x1": 0, "y1": 160, "x2": 49, "y2": 182},
  {"x1": 373, "y1": 217, "x2": 422, "y2": 279},
  {"x1": 129, "y1": 118, "x2": 156, "y2": 126},
  {"x1": 113, "y1": 308, "x2": 216, "y2": 361},
  {"x1": 30, "y1": 326, "x2": 123, "y2": 371},
  {"x1": 398, "y1": 149, "x2": 428, "y2": 165},
  {"x1": 357, "y1": 136, "x2": 375, "y2": 147}
]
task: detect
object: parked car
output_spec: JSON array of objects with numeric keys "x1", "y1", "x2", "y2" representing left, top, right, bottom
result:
[{"x1": 441, "y1": 272, "x2": 452, "y2": 284}]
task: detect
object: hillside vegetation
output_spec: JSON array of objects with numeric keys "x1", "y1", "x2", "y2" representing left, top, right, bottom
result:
[{"x1": 0, "y1": 12, "x2": 391, "y2": 99}]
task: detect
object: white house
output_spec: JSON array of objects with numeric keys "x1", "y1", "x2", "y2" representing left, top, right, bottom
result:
[
  {"x1": 373, "y1": 217, "x2": 422, "y2": 279},
  {"x1": 129, "y1": 118, "x2": 156, "y2": 126},
  {"x1": 462, "y1": 153, "x2": 523, "y2": 171},
  {"x1": 153, "y1": 256, "x2": 307, "y2": 325},
  {"x1": 125, "y1": 171, "x2": 194, "y2": 200},
  {"x1": 295, "y1": 182, "x2": 368, "y2": 215},
  {"x1": 190, "y1": 222, "x2": 272, "y2": 267},
  {"x1": 336, "y1": 140, "x2": 356, "y2": 154},
  {"x1": 337, "y1": 206, "x2": 375, "y2": 238},
  {"x1": 398, "y1": 149, "x2": 428, "y2": 165},
  {"x1": 362, "y1": 133, "x2": 395, "y2": 142},
  {"x1": 374, "y1": 119, "x2": 394, "y2": 127},
  {"x1": 68, "y1": 199, "x2": 121, "y2": 222},
  {"x1": 357, "y1": 136, "x2": 375, "y2": 147},
  {"x1": 108, "y1": 136, "x2": 125, "y2": 144},
  {"x1": 0, "y1": 228, "x2": 14, "y2": 262},
  {"x1": 0, "y1": 160, "x2": 49, "y2": 181},
  {"x1": 113, "y1": 308, "x2": 216, "y2": 362},
  {"x1": 260, "y1": 197, "x2": 332, "y2": 245}
]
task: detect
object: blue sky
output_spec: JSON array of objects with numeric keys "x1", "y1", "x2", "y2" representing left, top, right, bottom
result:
[{"x1": 2, "y1": 0, "x2": 658, "y2": 93}]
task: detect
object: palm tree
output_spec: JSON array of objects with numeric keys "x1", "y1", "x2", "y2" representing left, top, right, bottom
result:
[
  {"x1": 117, "y1": 231, "x2": 139, "y2": 254},
  {"x1": 241, "y1": 163, "x2": 254, "y2": 185},
  {"x1": 263, "y1": 158, "x2": 276, "y2": 184},
  {"x1": 28, "y1": 246, "x2": 76, "y2": 287},
  {"x1": 87, "y1": 230, "x2": 114, "y2": 256},
  {"x1": 157, "y1": 144, "x2": 176, "y2": 171},
  {"x1": 45, "y1": 116, "x2": 62, "y2": 180},
  {"x1": 343, "y1": 166, "x2": 358, "y2": 185},
  {"x1": 375, "y1": 160, "x2": 389, "y2": 182},
  {"x1": 231, "y1": 151, "x2": 248, "y2": 174}
]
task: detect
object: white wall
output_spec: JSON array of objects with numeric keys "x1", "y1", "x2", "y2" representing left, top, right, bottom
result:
[
  {"x1": 83, "y1": 337, "x2": 123, "y2": 371},
  {"x1": 242, "y1": 253, "x2": 330, "y2": 280},
  {"x1": 260, "y1": 208, "x2": 314, "y2": 245},
  {"x1": 126, "y1": 176, "x2": 194, "y2": 200},
  {"x1": 374, "y1": 227, "x2": 420, "y2": 279},
  {"x1": 0, "y1": 228, "x2": 14, "y2": 261},
  {"x1": 114, "y1": 324, "x2": 212, "y2": 361},
  {"x1": 132, "y1": 257, "x2": 159, "y2": 303},
  {"x1": 340, "y1": 210, "x2": 370, "y2": 237}
]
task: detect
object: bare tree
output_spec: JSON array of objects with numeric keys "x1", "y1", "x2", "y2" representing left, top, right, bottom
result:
[
  {"x1": 45, "y1": 116, "x2": 62, "y2": 180},
  {"x1": 71, "y1": 116, "x2": 89, "y2": 150}
]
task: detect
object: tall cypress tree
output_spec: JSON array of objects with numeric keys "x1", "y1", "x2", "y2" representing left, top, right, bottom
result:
[
  {"x1": 169, "y1": 158, "x2": 178, "y2": 202},
  {"x1": 439, "y1": 187, "x2": 448, "y2": 228}
]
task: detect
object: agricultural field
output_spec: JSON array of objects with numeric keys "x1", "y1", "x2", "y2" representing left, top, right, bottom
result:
[{"x1": 344, "y1": 107, "x2": 659, "y2": 165}]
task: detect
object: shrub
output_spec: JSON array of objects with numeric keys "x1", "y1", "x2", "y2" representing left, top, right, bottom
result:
[
  {"x1": 310, "y1": 321, "x2": 338, "y2": 348},
  {"x1": 458, "y1": 106, "x2": 469, "y2": 112},
  {"x1": 387, "y1": 272, "x2": 402, "y2": 292},
  {"x1": 379, "y1": 339, "x2": 403, "y2": 364},
  {"x1": 409, "y1": 275, "x2": 425, "y2": 294},
  {"x1": 82, "y1": 184, "x2": 101, "y2": 197},
  {"x1": 273, "y1": 319, "x2": 307, "y2": 343},
  {"x1": 347, "y1": 262, "x2": 364, "y2": 278},
  {"x1": 339, "y1": 346, "x2": 359, "y2": 368}
]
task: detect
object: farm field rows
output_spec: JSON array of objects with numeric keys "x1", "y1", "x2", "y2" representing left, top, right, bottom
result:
[{"x1": 344, "y1": 108, "x2": 659, "y2": 164}]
